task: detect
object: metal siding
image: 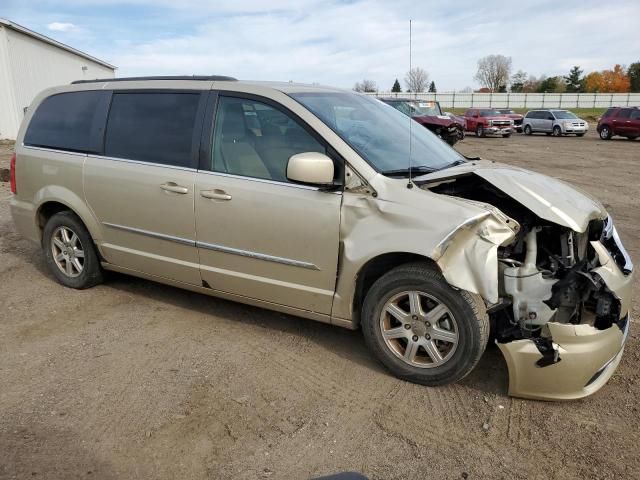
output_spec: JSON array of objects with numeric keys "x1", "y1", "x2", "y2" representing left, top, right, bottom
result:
[
  {"x1": 0, "y1": 26, "x2": 19, "y2": 139},
  {"x1": 1, "y1": 27, "x2": 114, "y2": 139}
]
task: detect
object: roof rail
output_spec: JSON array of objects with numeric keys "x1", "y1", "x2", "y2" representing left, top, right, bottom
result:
[{"x1": 71, "y1": 75, "x2": 237, "y2": 84}]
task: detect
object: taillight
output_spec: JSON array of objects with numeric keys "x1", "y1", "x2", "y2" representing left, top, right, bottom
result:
[{"x1": 10, "y1": 152, "x2": 16, "y2": 194}]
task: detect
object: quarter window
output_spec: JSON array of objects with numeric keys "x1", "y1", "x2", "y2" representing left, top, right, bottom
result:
[
  {"x1": 210, "y1": 96, "x2": 325, "y2": 182},
  {"x1": 24, "y1": 91, "x2": 108, "y2": 153},
  {"x1": 105, "y1": 92, "x2": 201, "y2": 167},
  {"x1": 631, "y1": 110, "x2": 640, "y2": 120}
]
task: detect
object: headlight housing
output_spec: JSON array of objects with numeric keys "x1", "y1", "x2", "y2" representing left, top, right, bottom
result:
[{"x1": 601, "y1": 215, "x2": 633, "y2": 274}]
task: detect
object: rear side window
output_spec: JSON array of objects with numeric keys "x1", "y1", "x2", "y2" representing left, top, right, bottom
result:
[
  {"x1": 105, "y1": 92, "x2": 201, "y2": 167},
  {"x1": 24, "y1": 91, "x2": 108, "y2": 153},
  {"x1": 617, "y1": 109, "x2": 631, "y2": 119}
]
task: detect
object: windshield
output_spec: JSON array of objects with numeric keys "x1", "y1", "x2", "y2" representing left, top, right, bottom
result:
[
  {"x1": 290, "y1": 92, "x2": 464, "y2": 174},
  {"x1": 498, "y1": 109, "x2": 516, "y2": 114},
  {"x1": 552, "y1": 111, "x2": 578, "y2": 119},
  {"x1": 480, "y1": 110, "x2": 502, "y2": 117},
  {"x1": 392, "y1": 100, "x2": 442, "y2": 117}
]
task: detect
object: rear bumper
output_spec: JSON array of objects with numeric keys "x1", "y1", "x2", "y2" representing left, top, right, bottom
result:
[{"x1": 10, "y1": 197, "x2": 40, "y2": 244}]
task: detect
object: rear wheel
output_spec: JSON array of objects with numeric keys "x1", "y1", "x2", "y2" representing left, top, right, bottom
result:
[
  {"x1": 599, "y1": 126, "x2": 612, "y2": 140},
  {"x1": 475, "y1": 124, "x2": 485, "y2": 138},
  {"x1": 361, "y1": 263, "x2": 489, "y2": 386},
  {"x1": 552, "y1": 125, "x2": 562, "y2": 137},
  {"x1": 524, "y1": 124, "x2": 533, "y2": 135},
  {"x1": 43, "y1": 211, "x2": 104, "y2": 289}
]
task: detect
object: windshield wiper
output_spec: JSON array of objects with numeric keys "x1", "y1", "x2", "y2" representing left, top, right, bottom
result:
[{"x1": 382, "y1": 165, "x2": 438, "y2": 177}]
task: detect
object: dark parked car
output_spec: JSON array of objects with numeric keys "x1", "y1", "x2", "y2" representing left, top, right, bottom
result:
[
  {"x1": 379, "y1": 98, "x2": 464, "y2": 146},
  {"x1": 597, "y1": 107, "x2": 640, "y2": 140},
  {"x1": 496, "y1": 109, "x2": 524, "y2": 132}
]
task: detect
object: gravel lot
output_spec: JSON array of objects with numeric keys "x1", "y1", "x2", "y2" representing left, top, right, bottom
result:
[{"x1": 1, "y1": 132, "x2": 639, "y2": 480}]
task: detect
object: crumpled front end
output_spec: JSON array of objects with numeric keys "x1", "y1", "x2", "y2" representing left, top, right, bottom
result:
[
  {"x1": 420, "y1": 166, "x2": 633, "y2": 401},
  {"x1": 495, "y1": 217, "x2": 633, "y2": 400}
]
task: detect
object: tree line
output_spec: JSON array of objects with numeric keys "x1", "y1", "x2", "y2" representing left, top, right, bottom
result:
[{"x1": 353, "y1": 55, "x2": 640, "y2": 94}]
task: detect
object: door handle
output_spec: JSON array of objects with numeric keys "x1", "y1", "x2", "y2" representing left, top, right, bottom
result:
[
  {"x1": 200, "y1": 189, "x2": 232, "y2": 201},
  {"x1": 161, "y1": 182, "x2": 189, "y2": 194}
]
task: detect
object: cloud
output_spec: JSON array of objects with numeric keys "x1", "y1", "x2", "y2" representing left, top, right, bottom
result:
[
  {"x1": 47, "y1": 22, "x2": 76, "y2": 32},
  {"x1": 5, "y1": 0, "x2": 639, "y2": 90}
]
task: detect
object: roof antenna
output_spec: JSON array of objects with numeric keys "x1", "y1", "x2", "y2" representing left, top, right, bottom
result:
[{"x1": 407, "y1": 19, "x2": 414, "y2": 189}]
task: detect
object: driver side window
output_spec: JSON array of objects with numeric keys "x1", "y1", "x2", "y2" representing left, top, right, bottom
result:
[{"x1": 211, "y1": 96, "x2": 325, "y2": 182}]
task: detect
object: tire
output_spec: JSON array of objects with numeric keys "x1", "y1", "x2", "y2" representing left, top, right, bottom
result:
[
  {"x1": 523, "y1": 124, "x2": 532, "y2": 135},
  {"x1": 43, "y1": 211, "x2": 104, "y2": 289},
  {"x1": 552, "y1": 125, "x2": 562, "y2": 137},
  {"x1": 475, "y1": 124, "x2": 485, "y2": 138},
  {"x1": 361, "y1": 262, "x2": 489, "y2": 386},
  {"x1": 599, "y1": 125, "x2": 612, "y2": 140}
]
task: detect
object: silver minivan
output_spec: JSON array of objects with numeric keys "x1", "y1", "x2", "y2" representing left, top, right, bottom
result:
[
  {"x1": 9, "y1": 76, "x2": 632, "y2": 400},
  {"x1": 522, "y1": 109, "x2": 589, "y2": 136}
]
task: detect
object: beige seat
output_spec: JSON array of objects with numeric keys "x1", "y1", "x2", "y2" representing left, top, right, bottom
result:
[{"x1": 218, "y1": 103, "x2": 270, "y2": 179}]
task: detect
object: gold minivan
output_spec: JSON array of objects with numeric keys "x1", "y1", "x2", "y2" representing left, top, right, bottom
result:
[{"x1": 10, "y1": 76, "x2": 633, "y2": 400}]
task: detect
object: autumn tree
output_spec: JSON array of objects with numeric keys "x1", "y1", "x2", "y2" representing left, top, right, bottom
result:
[
  {"x1": 628, "y1": 62, "x2": 640, "y2": 92},
  {"x1": 353, "y1": 79, "x2": 377, "y2": 93},
  {"x1": 522, "y1": 75, "x2": 542, "y2": 93},
  {"x1": 391, "y1": 79, "x2": 401, "y2": 93},
  {"x1": 404, "y1": 67, "x2": 429, "y2": 93},
  {"x1": 564, "y1": 66, "x2": 584, "y2": 92},
  {"x1": 583, "y1": 72, "x2": 603, "y2": 92},
  {"x1": 601, "y1": 64, "x2": 630, "y2": 92},
  {"x1": 474, "y1": 54, "x2": 512, "y2": 92}
]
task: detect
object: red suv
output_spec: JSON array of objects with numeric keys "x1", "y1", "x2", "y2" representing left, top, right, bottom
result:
[
  {"x1": 463, "y1": 108, "x2": 513, "y2": 138},
  {"x1": 597, "y1": 107, "x2": 640, "y2": 140}
]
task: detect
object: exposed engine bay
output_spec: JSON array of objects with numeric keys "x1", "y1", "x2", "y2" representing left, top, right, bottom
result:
[{"x1": 421, "y1": 172, "x2": 633, "y2": 396}]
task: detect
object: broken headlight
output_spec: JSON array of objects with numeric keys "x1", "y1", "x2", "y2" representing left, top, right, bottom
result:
[{"x1": 601, "y1": 215, "x2": 633, "y2": 275}]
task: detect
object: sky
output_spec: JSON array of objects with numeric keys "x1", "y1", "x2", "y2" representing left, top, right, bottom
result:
[{"x1": 2, "y1": 0, "x2": 639, "y2": 91}]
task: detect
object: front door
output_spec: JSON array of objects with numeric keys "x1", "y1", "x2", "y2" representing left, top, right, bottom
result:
[
  {"x1": 85, "y1": 91, "x2": 206, "y2": 285},
  {"x1": 194, "y1": 94, "x2": 342, "y2": 314}
]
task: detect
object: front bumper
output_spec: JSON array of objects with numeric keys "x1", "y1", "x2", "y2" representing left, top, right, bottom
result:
[
  {"x1": 564, "y1": 126, "x2": 588, "y2": 134},
  {"x1": 498, "y1": 241, "x2": 633, "y2": 401},
  {"x1": 486, "y1": 126, "x2": 512, "y2": 135}
]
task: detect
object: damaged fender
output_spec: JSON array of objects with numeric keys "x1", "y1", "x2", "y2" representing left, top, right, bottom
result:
[{"x1": 432, "y1": 209, "x2": 518, "y2": 304}]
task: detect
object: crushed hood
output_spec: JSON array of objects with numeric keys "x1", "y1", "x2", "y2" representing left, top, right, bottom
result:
[{"x1": 417, "y1": 160, "x2": 606, "y2": 232}]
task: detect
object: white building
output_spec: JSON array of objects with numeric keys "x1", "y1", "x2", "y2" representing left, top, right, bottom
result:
[{"x1": 0, "y1": 18, "x2": 116, "y2": 139}]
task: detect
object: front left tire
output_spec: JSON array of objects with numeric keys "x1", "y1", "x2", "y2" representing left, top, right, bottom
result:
[
  {"x1": 361, "y1": 263, "x2": 489, "y2": 387},
  {"x1": 43, "y1": 211, "x2": 104, "y2": 289}
]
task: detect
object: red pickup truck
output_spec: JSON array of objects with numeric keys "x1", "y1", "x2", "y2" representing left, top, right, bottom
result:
[{"x1": 463, "y1": 108, "x2": 514, "y2": 138}]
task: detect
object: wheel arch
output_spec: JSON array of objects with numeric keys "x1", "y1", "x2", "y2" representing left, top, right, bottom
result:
[
  {"x1": 351, "y1": 252, "x2": 440, "y2": 327},
  {"x1": 34, "y1": 187, "x2": 102, "y2": 246}
]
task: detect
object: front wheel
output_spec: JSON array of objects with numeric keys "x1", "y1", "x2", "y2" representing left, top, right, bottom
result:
[
  {"x1": 524, "y1": 124, "x2": 533, "y2": 135},
  {"x1": 475, "y1": 125, "x2": 485, "y2": 138},
  {"x1": 43, "y1": 211, "x2": 104, "y2": 289},
  {"x1": 599, "y1": 126, "x2": 612, "y2": 140},
  {"x1": 552, "y1": 125, "x2": 562, "y2": 137},
  {"x1": 361, "y1": 263, "x2": 489, "y2": 386}
]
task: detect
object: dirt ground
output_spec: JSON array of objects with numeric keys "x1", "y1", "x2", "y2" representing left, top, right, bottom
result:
[{"x1": 1, "y1": 131, "x2": 639, "y2": 480}]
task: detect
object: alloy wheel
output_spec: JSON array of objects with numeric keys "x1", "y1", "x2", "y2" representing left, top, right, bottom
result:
[
  {"x1": 379, "y1": 291, "x2": 459, "y2": 368},
  {"x1": 50, "y1": 226, "x2": 85, "y2": 278}
]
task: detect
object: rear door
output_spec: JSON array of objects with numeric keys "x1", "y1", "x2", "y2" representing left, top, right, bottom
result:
[
  {"x1": 613, "y1": 108, "x2": 632, "y2": 136},
  {"x1": 84, "y1": 90, "x2": 206, "y2": 285},
  {"x1": 193, "y1": 93, "x2": 342, "y2": 314}
]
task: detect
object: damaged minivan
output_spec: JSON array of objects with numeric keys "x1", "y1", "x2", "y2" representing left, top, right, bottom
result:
[{"x1": 11, "y1": 77, "x2": 633, "y2": 401}]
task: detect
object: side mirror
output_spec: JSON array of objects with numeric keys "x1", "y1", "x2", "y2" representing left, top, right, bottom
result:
[{"x1": 287, "y1": 152, "x2": 334, "y2": 185}]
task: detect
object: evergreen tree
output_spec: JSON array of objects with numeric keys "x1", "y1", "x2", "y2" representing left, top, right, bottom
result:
[
  {"x1": 628, "y1": 62, "x2": 640, "y2": 92},
  {"x1": 428, "y1": 81, "x2": 436, "y2": 93},
  {"x1": 564, "y1": 66, "x2": 584, "y2": 92},
  {"x1": 391, "y1": 79, "x2": 401, "y2": 92}
]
